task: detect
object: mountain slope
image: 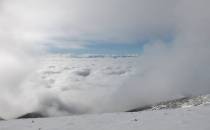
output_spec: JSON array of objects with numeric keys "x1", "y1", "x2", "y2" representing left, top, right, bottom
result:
[
  {"x1": 0, "y1": 104, "x2": 210, "y2": 130},
  {"x1": 127, "y1": 94, "x2": 210, "y2": 112}
]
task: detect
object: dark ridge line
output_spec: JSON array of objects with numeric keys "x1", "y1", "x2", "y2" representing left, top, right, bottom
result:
[
  {"x1": 16, "y1": 112, "x2": 47, "y2": 119},
  {"x1": 0, "y1": 117, "x2": 5, "y2": 121},
  {"x1": 126, "y1": 105, "x2": 152, "y2": 112}
]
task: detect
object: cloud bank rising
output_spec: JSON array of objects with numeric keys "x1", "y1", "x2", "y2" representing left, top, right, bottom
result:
[{"x1": 0, "y1": 0, "x2": 210, "y2": 118}]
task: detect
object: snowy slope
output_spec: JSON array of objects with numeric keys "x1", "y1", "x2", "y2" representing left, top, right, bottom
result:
[{"x1": 0, "y1": 105, "x2": 210, "y2": 130}]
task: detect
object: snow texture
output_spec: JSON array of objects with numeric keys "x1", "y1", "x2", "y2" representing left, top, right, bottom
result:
[{"x1": 0, "y1": 105, "x2": 210, "y2": 130}]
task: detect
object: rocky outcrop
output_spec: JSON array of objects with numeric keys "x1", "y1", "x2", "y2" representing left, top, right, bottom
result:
[
  {"x1": 127, "y1": 94, "x2": 210, "y2": 112},
  {"x1": 17, "y1": 112, "x2": 46, "y2": 119}
]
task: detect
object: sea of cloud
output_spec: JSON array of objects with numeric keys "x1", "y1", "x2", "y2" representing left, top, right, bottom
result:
[{"x1": 1, "y1": 52, "x2": 210, "y2": 119}]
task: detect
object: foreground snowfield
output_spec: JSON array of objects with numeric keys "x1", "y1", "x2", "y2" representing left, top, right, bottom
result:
[{"x1": 0, "y1": 105, "x2": 210, "y2": 130}]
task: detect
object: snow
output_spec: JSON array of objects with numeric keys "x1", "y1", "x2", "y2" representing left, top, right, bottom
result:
[{"x1": 0, "y1": 105, "x2": 210, "y2": 130}]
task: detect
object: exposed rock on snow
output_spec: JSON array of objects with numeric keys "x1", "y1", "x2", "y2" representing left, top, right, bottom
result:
[
  {"x1": 152, "y1": 95, "x2": 210, "y2": 110},
  {"x1": 127, "y1": 94, "x2": 210, "y2": 112},
  {"x1": 126, "y1": 105, "x2": 152, "y2": 112},
  {"x1": 17, "y1": 112, "x2": 46, "y2": 119},
  {"x1": 0, "y1": 105, "x2": 210, "y2": 130}
]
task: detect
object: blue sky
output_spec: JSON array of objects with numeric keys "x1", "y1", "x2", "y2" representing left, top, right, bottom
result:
[
  {"x1": 47, "y1": 33, "x2": 174, "y2": 55},
  {"x1": 48, "y1": 43, "x2": 144, "y2": 55}
]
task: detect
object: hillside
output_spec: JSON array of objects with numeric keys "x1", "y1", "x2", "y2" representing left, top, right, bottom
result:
[{"x1": 0, "y1": 104, "x2": 210, "y2": 130}]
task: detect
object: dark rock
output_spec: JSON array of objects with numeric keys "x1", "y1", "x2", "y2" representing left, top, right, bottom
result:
[
  {"x1": 126, "y1": 105, "x2": 152, "y2": 112},
  {"x1": 126, "y1": 95, "x2": 210, "y2": 112},
  {"x1": 152, "y1": 97, "x2": 191, "y2": 110},
  {"x1": 126, "y1": 97, "x2": 191, "y2": 112},
  {"x1": 17, "y1": 112, "x2": 46, "y2": 119},
  {"x1": 0, "y1": 117, "x2": 5, "y2": 121}
]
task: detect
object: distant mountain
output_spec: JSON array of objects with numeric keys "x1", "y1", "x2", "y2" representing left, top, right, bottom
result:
[{"x1": 64, "y1": 54, "x2": 139, "y2": 58}]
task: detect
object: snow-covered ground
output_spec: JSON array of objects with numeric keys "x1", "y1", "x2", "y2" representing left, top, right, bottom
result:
[{"x1": 0, "y1": 104, "x2": 210, "y2": 130}]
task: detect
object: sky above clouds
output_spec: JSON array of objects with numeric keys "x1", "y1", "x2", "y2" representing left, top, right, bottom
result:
[
  {"x1": 0, "y1": 0, "x2": 209, "y2": 54},
  {"x1": 0, "y1": 0, "x2": 180, "y2": 54}
]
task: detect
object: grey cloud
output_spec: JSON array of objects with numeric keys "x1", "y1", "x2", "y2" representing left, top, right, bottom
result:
[
  {"x1": 105, "y1": 0, "x2": 210, "y2": 112},
  {"x1": 0, "y1": 0, "x2": 178, "y2": 48}
]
